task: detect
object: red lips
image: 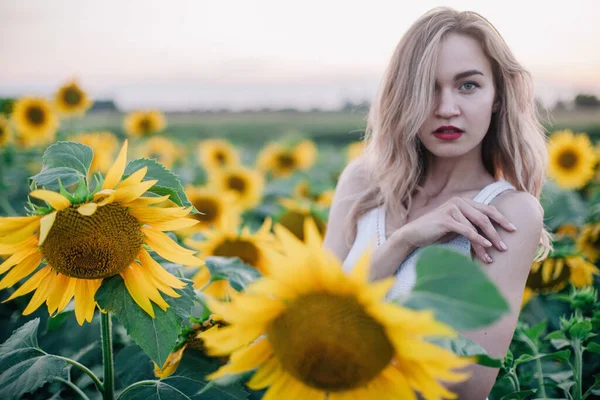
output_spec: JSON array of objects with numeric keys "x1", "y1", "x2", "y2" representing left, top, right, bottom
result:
[{"x1": 433, "y1": 125, "x2": 464, "y2": 133}]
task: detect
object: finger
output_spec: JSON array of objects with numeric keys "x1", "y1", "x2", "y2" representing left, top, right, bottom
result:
[
  {"x1": 451, "y1": 212, "x2": 493, "y2": 263},
  {"x1": 445, "y1": 219, "x2": 493, "y2": 250},
  {"x1": 458, "y1": 203, "x2": 507, "y2": 252},
  {"x1": 465, "y1": 200, "x2": 517, "y2": 232}
]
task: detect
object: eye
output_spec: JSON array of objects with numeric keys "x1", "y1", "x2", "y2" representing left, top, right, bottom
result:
[{"x1": 459, "y1": 81, "x2": 479, "y2": 91}]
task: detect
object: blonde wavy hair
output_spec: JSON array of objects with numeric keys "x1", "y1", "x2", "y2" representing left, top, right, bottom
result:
[{"x1": 347, "y1": 7, "x2": 551, "y2": 260}]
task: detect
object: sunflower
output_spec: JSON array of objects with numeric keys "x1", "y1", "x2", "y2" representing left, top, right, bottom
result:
[
  {"x1": 123, "y1": 110, "x2": 166, "y2": 137},
  {"x1": 185, "y1": 218, "x2": 276, "y2": 298},
  {"x1": 197, "y1": 139, "x2": 240, "y2": 170},
  {"x1": 554, "y1": 223, "x2": 579, "y2": 239},
  {"x1": 521, "y1": 287, "x2": 535, "y2": 309},
  {"x1": 547, "y1": 129, "x2": 597, "y2": 189},
  {"x1": 346, "y1": 141, "x2": 365, "y2": 163},
  {"x1": 12, "y1": 97, "x2": 59, "y2": 147},
  {"x1": 177, "y1": 185, "x2": 241, "y2": 236},
  {"x1": 257, "y1": 140, "x2": 317, "y2": 178},
  {"x1": 293, "y1": 179, "x2": 312, "y2": 200},
  {"x1": 155, "y1": 314, "x2": 228, "y2": 378},
  {"x1": 209, "y1": 165, "x2": 264, "y2": 211},
  {"x1": 0, "y1": 141, "x2": 202, "y2": 325},
  {"x1": 54, "y1": 80, "x2": 93, "y2": 117},
  {"x1": 277, "y1": 198, "x2": 327, "y2": 241},
  {"x1": 576, "y1": 222, "x2": 600, "y2": 262},
  {"x1": 69, "y1": 131, "x2": 119, "y2": 173},
  {"x1": 527, "y1": 255, "x2": 599, "y2": 292},
  {"x1": 316, "y1": 189, "x2": 335, "y2": 208},
  {"x1": 199, "y1": 219, "x2": 471, "y2": 399},
  {"x1": 136, "y1": 136, "x2": 182, "y2": 169},
  {"x1": 0, "y1": 115, "x2": 13, "y2": 147}
]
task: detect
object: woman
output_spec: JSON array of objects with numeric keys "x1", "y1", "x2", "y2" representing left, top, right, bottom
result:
[{"x1": 324, "y1": 7, "x2": 552, "y2": 400}]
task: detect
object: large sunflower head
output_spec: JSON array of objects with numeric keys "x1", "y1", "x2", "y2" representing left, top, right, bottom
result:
[
  {"x1": 136, "y1": 136, "x2": 182, "y2": 169},
  {"x1": 208, "y1": 165, "x2": 264, "y2": 211},
  {"x1": 12, "y1": 97, "x2": 59, "y2": 147},
  {"x1": 123, "y1": 110, "x2": 166, "y2": 137},
  {"x1": 54, "y1": 80, "x2": 93, "y2": 117},
  {"x1": 185, "y1": 218, "x2": 276, "y2": 298},
  {"x1": 197, "y1": 139, "x2": 240, "y2": 170},
  {"x1": 0, "y1": 141, "x2": 202, "y2": 325},
  {"x1": 0, "y1": 115, "x2": 14, "y2": 147},
  {"x1": 179, "y1": 185, "x2": 241, "y2": 235},
  {"x1": 277, "y1": 198, "x2": 327, "y2": 241},
  {"x1": 199, "y1": 219, "x2": 471, "y2": 399},
  {"x1": 576, "y1": 222, "x2": 600, "y2": 263},
  {"x1": 69, "y1": 131, "x2": 119, "y2": 173},
  {"x1": 257, "y1": 140, "x2": 317, "y2": 178},
  {"x1": 547, "y1": 129, "x2": 597, "y2": 189}
]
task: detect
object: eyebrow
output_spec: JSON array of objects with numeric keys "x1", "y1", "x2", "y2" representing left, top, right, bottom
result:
[{"x1": 454, "y1": 70, "x2": 484, "y2": 80}]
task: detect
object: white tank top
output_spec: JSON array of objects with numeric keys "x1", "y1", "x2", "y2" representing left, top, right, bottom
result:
[{"x1": 342, "y1": 179, "x2": 516, "y2": 300}]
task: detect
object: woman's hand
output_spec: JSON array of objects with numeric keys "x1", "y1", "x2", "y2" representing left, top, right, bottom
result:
[{"x1": 395, "y1": 197, "x2": 517, "y2": 263}]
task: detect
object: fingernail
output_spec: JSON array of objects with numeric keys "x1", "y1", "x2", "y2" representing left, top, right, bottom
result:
[
  {"x1": 484, "y1": 239, "x2": 492, "y2": 247},
  {"x1": 499, "y1": 241, "x2": 507, "y2": 251},
  {"x1": 486, "y1": 254, "x2": 493, "y2": 263},
  {"x1": 509, "y1": 223, "x2": 517, "y2": 231}
]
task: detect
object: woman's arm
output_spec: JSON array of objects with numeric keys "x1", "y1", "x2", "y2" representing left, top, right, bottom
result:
[{"x1": 447, "y1": 191, "x2": 544, "y2": 400}]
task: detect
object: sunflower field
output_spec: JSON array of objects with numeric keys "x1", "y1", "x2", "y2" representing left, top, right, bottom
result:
[{"x1": 0, "y1": 81, "x2": 599, "y2": 400}]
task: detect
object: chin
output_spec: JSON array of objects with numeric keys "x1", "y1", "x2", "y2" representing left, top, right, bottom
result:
[{"x1": 425, "y1": 142, "x2": 475, "y2": 159}]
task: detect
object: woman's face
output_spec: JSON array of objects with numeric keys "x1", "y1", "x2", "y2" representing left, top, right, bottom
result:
[{"x1": 418, "y1": 33, "x2": 496, "y2": 159}]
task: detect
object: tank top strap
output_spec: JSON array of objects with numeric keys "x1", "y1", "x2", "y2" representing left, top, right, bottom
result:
[{"x1": 472, "y1": 179, "x2": 516, "y2": 205}]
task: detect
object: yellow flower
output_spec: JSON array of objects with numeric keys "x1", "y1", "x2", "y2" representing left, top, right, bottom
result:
[
  {"x1": 547, "y1": 130, "x2": 597, "y2": 189},
  {"x1": 316, "y1": 189, "x2": 335, "y2": 208},
  {"x1": 136, "y1": 136, "x2": 182, "y2": 169},
  {"x1": 209, "y1": 165, "x2": 264, "y2": 211},
  {"x1": 199, "y1": 219, "x2": 471, "y2": 399},
  {"x1": 155, "y1": 315, "x2": 228, "y2": 378},
  {"x1": 0, "y1": 141, "x2": 202, "y2": 325},
  {"x1": 293, "y1": 179, "x2": 312, "y2": 199},
  {"x1": 197, "y1": 139, "x2": 240, "y2": 170},
  {"x1": 576, "y1": 222, "x2": 600, "y2": 262},
  {"x1": 527, "y1": 255, "x2": 599, "y2": 292},
  {"x1": 0, "y1": 115, "x2": 14, "y2": 147},
  {"x1": 346, "y1": 141, "x2": 364, "y2": 163},
  {"x1": 278, "y1": 198, "x2": 327, "y2": 241},
  {"x1": 178, "y1": 185, "x2": 241, "y2": 236},
  {"x1": 54, "y1": 80, "x2": 93, "y2": 117},
  {"x1": 185, "y1": 218, "x2": 276, "y2": 298},
  {"x1": 555, "y1": 223, "x2": 579, "y2": 239},
  {"x1": 521, "y1": 287, "x2": 535, "y2": 309},
  {"x1": 257, "y1": 140, "x2": 317, "y2": 178},
  {"x1": 123, "y1": 110, "x2": 166, "y2": 137},
  {"x1": 69, "y1": 132, "x2": 119, "y2": 173},
  {"x1": 12, "y1": 97, "x2": 59, "y2": 147}
]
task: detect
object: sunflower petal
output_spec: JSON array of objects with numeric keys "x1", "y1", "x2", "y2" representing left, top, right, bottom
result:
[
  {"x1": 207, "y1": 338, "x2": 272, "y2": 379},
  {"x1": 142, "y1": 227, "x2": 203, "y2": 266},
  {"x1": 73, "y1": 278, "x2": 101, "y2": 325},
  {"x1": 29, "y1": 190, "x2": 71, "y2": 211},
  {"x1": 0, "y1": 251, "x2": 42, "y2": 289},
  {"x1": 138, "y1": 249, "x2": 186, "y2": 289},
  {"x1": 103, "y1": 140, "x2": 128, "y2": 190},
  {"x1": 0, "y1": 216, "x2": 41, "y2": 236},
  {"x1": 150, "y1": 218, "x2": 199, "y2": 231},
  {"x1": 0, "y1": 220, "x2": 40, "y2": 245},
  {"x1": 119, "y1": 166, "x2": 148, "y2": 189},
  {"x1": 0, "y1": 247, "x2": 37, "y2": 274},
  {"x1": 38, "y1": 211, "x2": 57, "y2": 246},
  {"x1": 3, "y1": 265, "x2": 52, "y2": 303},
  {"x1": 114, "y1": 179, "x2": 157, "y2": 204},
  {"x1": 78, "y1": 203, "x2": 98, "y2": 216}
]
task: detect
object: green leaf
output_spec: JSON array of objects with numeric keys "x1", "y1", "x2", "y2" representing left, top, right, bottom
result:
[
  {"x1": 0, "y1": 319, "x2": 70, "y2": 400},
  {"x1": 42, "y1": 141, "x2": 93, "y2": 177},
  {"x1": 115, "y1": 345, "x2": 156, "y2": 389},
  {"x1": 204, "y1": 257, "x2": 262, "y2": 292},
  {"x1": 29, "y1": 167, "x2": 83, "y2": 190},
  {"x1": 428, "y1": 335, "x2": 503, "y2": 368},
  {"x1": 499, "y1": 389, "x2": 537, "y2": 400},
  {"x1": 540, "y1": 180, "x2": 587, "y2": 230},
  {"x1": 124, "y1": 158, "x2": 192, "y2": 208},
  {"x1": 401, "y1": 246, "x2": 510, "y2": 330},
  {"x1": 569, "y1": 320, "x2": 593, "y2": 340},
  {"x1": 524, "y1": 320, "x2": 547, "y2": 345},
  {"x1": 586, "y1": 342, "x2": 600, "y2": 354},
  {"x1": 96, "y1": 275, "x2": 195, "y2": 366},
  {"x1": 513, "y1": 349, "x2": 571, "y2": 368},
  {"x1": 120, "y1": 381, "x2": 192, "y2": 400}
]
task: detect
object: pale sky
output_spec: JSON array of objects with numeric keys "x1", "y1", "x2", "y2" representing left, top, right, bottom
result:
[{"x1": 1, "y1": 0, "x2": 599, "y2": 110}]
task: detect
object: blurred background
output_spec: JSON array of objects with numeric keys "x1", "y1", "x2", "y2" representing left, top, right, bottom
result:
[{"x1": 1, "y1": 0, "x2": 599, "y2": 145}]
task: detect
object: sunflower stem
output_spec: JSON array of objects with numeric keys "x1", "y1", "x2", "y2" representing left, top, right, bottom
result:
[
  {"x1": 101, "y1": 312, "x2": 115, "y2": 400},
  {"x1": 573, "y1": 339, "x2": 583, "y2": 400},
  {"x1": 49, "y1": 355, "x2": 103, "y2": 393}
]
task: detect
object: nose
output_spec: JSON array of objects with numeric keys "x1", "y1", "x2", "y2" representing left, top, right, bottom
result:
[{"x1": 434, "y1": 89, "x2": 460, "y2": 119}]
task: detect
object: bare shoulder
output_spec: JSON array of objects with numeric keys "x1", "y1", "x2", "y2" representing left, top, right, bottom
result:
[
  {"x1": 322, "y1": 157, "x2": 371, "y2": 261},
  {"x1": 490, "y1": 190, "x2": 544, "y2": 237}
]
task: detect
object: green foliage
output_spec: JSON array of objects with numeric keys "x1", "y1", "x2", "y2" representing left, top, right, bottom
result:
[
  {"x1": 203, "y1": 256, "x2": 262, "y2": 292},
  {"x1": 401, "y1": 246, "x2": 510, "y2": 331},
  {"x1": 124, "y1": 158, "x2": 194, "y2": 209},
  {"x1": 428, "y1": 335, "x2": 503, "y2": 368},
  {"x1": 0, "y1": 319, "x2": 70, "y2": 400},
  {"x1": 96, "y1": 275, "x2": 196, "y2": 366}
]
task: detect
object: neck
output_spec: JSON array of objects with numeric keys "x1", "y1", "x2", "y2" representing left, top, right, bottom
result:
[{"x1": 419, "y1": 145, "x2": 494, "y2": 198}]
